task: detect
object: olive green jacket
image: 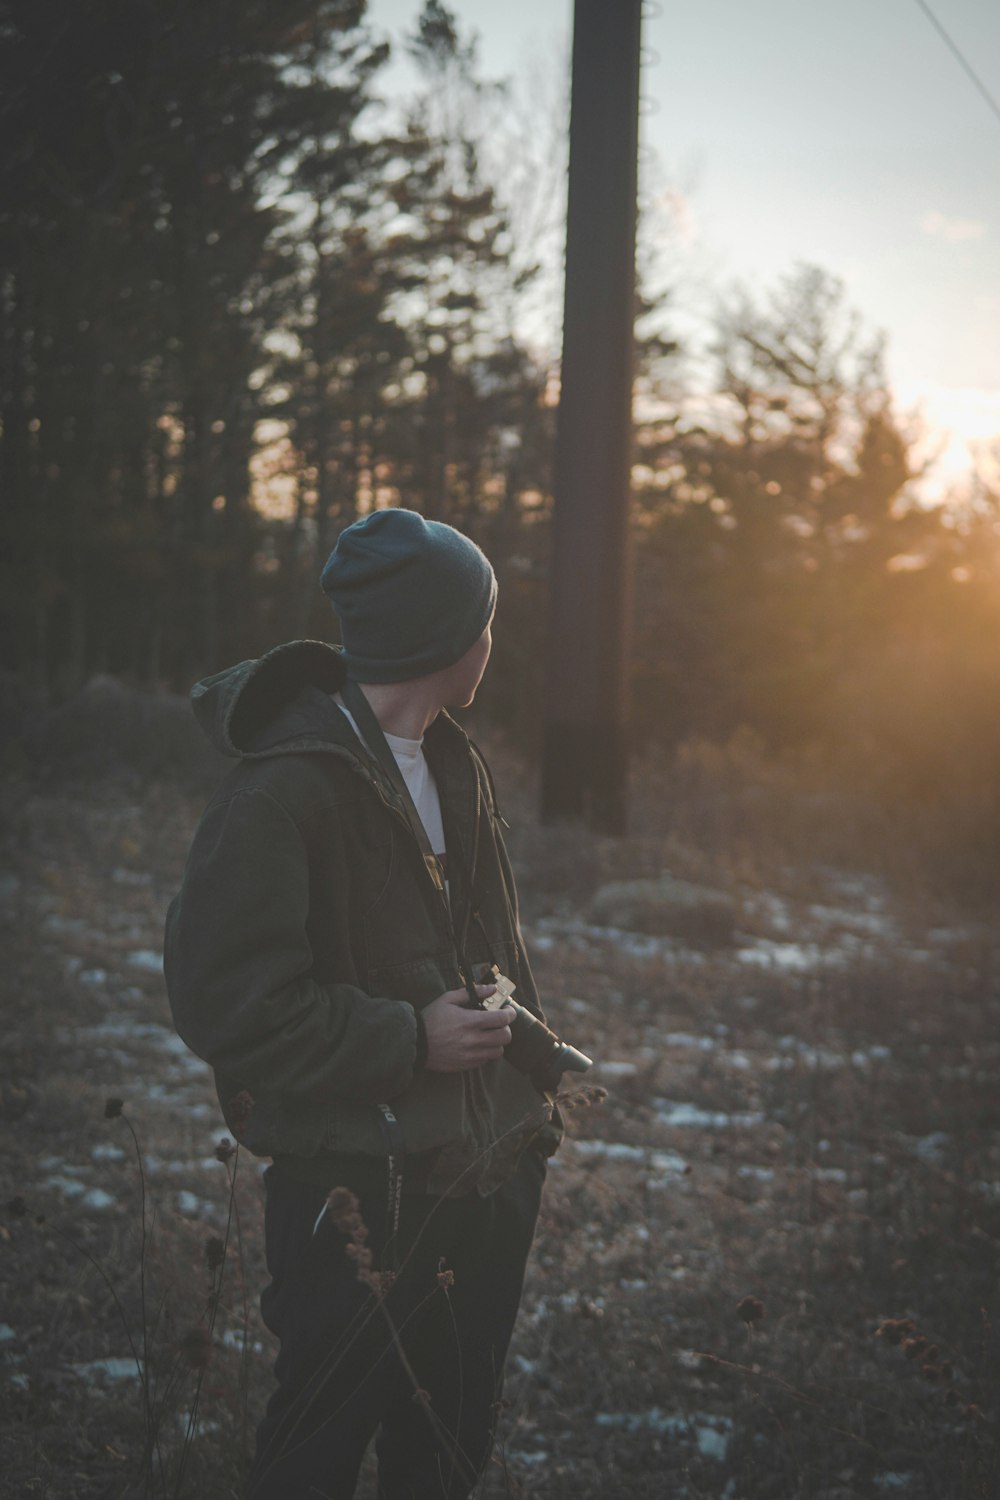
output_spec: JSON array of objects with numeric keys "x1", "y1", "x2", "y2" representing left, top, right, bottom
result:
[{"x1": 163, "y1": 640, "x2": 558, "y2": 1197}]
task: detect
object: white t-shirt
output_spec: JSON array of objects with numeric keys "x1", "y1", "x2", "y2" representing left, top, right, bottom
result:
[{"x1": 335, "y1": 698, "x2": 448, "y2": 882}]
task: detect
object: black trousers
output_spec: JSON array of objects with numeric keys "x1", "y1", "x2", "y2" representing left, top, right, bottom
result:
[{"x1": 246, "y1": 1150, "x2": 545, "y2": 1500}]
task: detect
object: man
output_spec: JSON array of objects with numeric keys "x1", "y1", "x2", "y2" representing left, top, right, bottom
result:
[{"x1": 164, "y1": 508, "x2": 562, "y2": 1499}]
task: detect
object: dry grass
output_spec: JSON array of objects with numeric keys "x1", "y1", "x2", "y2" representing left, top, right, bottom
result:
[{"x1": 1, "y1": 701, "x2": 998, "y2": 1499}]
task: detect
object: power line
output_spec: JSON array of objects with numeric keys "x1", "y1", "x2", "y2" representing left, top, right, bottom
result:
[{"x1": 912, "y1": 0, "x2": 1000, "y2": 130}]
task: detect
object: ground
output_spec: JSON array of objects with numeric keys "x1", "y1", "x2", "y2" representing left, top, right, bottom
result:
[{"x1": 1, "y1": 711, "x2": 998, "y2": 1499}]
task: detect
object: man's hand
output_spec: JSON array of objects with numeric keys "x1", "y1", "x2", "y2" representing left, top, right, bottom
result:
[{"x1": 422, "y1": 985, "x2": 515, "y2": 1072}]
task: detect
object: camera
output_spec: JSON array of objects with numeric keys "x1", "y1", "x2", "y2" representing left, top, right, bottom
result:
[{"x1": 480, "y1": 966, "x2": 593, "y2": 1093}]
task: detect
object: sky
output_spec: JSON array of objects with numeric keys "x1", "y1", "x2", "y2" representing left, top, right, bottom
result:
[{"x1": 367, "y1": 0, "x2": 1000, "y2": 498}]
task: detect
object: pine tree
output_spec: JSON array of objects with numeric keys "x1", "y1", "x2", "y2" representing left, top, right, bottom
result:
[
  {"x1": 632, "y1": 265, "x2": 932, "y2": 744},
  {"x1": 0, "y1": 0, "x2": 389, "y2": 685}
]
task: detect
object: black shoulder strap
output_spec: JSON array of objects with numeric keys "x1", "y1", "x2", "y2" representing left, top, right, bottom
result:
[
  {"x1": 339, "y1": 679, "x2": 448, "y2": 900},
  {"x1": 339, "y1": 679, "x2": 481, "y2": 1005}
]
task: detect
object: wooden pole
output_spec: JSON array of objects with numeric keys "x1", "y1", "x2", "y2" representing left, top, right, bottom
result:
[{"x1": 541, "y1": 0, "x2": 642, "y2": 833}]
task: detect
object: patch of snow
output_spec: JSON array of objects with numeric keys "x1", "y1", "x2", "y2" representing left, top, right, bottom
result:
[
  {"x1": 79, "y1": 968, "x2": 109, "y2": 987},
  {"x1": 650, "y1": 1149, "x2": 689, "y2": 1178},
  {"x1": 851, "y1": 1046, "x2": 892, "y2": 1068},
  {"x1": 143, "y1": 1082, "x2": 207, "y2": 1107},
  {"x1": 0, "y1": 1324, "x2": 16, "y2": 1342},
  {"x1": 81, "y1": 1188, "x2": 116, "y2": 1210},
  {"x1": 597, "y1": 1061, "x2": 638, "y2": 1079},
  {"x1": 127, "y1": 949, "x2": 163, "y2": 973},
  {"x1": 595, "y1": 1408, "x2": 732, "y2": 1458},
  {"x1": 161, "y1": 1033, "x2": 200, "y2": 1061},
  {"x1": 697, "y1": 1424, "x2": 730, "y2": 1461},
  {"x1": 654, "y1": 1099, "x2": 764, "y2": 1130},
  {"x1": 813, "y1": 1167, "x2": 848, "y2": 1184},
  {"x1": 808, "y1": 903, "x2": 897, "y2": 939},
  {"x1": 764, "y1": 1039, "x2": 849, "y2": 1072},
  {"x1": 737, "y1": 1165, "x2": 776, "y2": 1183},
  {"x1": 220, "y1": 1328, "x2": 264, "y2": 1355},
  {"x1": 664, "y1": 1032, "x2": 717, "y2": 1052},
  {"x1": 875, "y1": 1475, "x2": 916, "y2": 1492},
  {"x1": 743, "y1": 892, "x2": 794, "y2": 934},
  {"x1": 43, "y1": 1174, "x2": 86, "y2": 1198},
  {"x1": 572, "y1": 1140, "x2": 646, "y2": 1163},
  {"x1": 602, "y1": 927, "x2": 672, "y2": 960},
  {"x1": 73, "y1": 1020, "x2": 209, "y2": 1077},
  {"x1": 41, "y1": 1172, "x2": 115, "y2": 1209},
  {"x1": 92, "y1": 1144, "x2": 126, "y2": 1162},
  {"x1": 912, "y1": 1131, "x2": 950, "y2": 1165},
  {"x1": 174, "y1": 1414, "x2": 221, "y2": 1439},
  {"x1": 736, "y1": 939, "x2": 825, "y2": 971},
  {"x1": 927, "y1": 927, "x2": 966, "y2": 945},
  {"x1": 531, "y1": 916, "x2": 706, "y2": 964},
  {"x1": 510, "y1": 1451, "x2": 548, "y2": 1466},
  {"x1": 72, "y1": 1019, "x2": 165, "y2": 1043},
  {"x1": 176, "y1": 1190, "x2": 221, "y2": 1221},
  {"x1": 821, "y1": 869, "x2": 889, "y2": 908},
  {"x1": 42, "y1": 914, "x2": 87, "y2": 936},
  {"x1": 546, "y1": 1291, "x2": 607, "y2": 1315},
  {"x1": 567, "y1": 1140, "x2": 690, "y2": 1182},
  {"x1": 8, "y1": 1373, "x2": 29, "y2": 1390},
  {"x1": 71, "y1": 1357, "x2": 142, "y2": 1383},
  {"x1": 197, "y1": 1155, "x2": 229, "y2": 1172}
]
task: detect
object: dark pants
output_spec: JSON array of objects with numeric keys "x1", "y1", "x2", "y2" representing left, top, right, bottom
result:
[{"x1": 247, "y1": 1150, "x2": 544, "y2": 1500}]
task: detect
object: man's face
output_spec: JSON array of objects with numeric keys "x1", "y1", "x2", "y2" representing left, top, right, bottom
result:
[{"x1": 444, "y1": 623, "x2": 493, "y2": 708}]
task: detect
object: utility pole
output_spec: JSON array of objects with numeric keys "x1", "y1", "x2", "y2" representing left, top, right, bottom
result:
[{"x1": 541, "y1": 0, "x2": 642, "y2": 833}]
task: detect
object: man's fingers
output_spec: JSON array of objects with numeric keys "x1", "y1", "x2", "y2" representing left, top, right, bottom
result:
[
  {"x1": 440, "y1": 984, "x2": 498, "y2": 1007},
  {"x1": 475, "y1": 1005, "x2": 515, "y2": 1029},
  {"x1": 440, "y1": 988, "x2": 475, "y2": 1007},
  {"x1": 470, "y1": 1022, "x2": 512, "y2": 1048},
  {"x1": 422, "y1": 988, "x2": 515, "y2": 1071}
]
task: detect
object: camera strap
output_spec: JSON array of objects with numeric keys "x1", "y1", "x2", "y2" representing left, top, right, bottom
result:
[
  {"x1": 338, "y1": 679, "x2": 481, "y2": 1007},
  {"x1": 375, "y1": 1103, "x2": 404, "y2": 1262}
]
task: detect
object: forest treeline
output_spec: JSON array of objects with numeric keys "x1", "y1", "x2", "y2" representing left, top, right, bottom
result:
[{"x1": 3, "y1": 0, "x2": 1000, "y2": 873}]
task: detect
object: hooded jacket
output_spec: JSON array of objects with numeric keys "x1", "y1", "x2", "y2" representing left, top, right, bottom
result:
[{"x1": 163, "y1": 640, "x2": 558, "y2": 1198}]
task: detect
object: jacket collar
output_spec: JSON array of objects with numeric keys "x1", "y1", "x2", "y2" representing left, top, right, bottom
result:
[{"x1": 191, "y1": 639, "x2": 472, "y2": 787}]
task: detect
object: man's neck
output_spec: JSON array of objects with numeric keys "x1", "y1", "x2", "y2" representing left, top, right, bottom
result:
[{"x1": 357, "y1": 682, "x2": 441, "y2": 741}]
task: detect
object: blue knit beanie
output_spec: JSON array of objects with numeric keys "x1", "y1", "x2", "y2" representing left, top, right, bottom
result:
[{"x1": 320, "y1": 509, "x2": 498, "y2": 683}]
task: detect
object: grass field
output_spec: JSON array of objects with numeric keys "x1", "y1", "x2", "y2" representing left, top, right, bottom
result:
[{"x1": 1, "y1": 693, "x2": 998, "y2": 1499}]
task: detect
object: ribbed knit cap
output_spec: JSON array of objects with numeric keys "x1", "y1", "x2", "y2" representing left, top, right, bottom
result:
[{"x1": 320, "y1": 509, "x2": 497, "y2": 683}]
